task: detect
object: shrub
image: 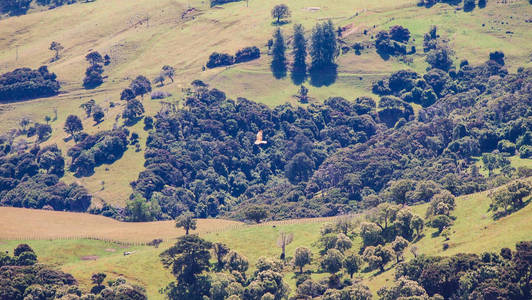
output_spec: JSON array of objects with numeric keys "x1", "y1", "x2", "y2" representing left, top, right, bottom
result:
[
  {"x1": 389, "y1": 25, "x2": 411, "y2": 43},
  {"x1": 489, "y1": 51, "x2": 505, "y2": 65},
  {"x1": 497, "y1": 140, "x2": 516, "y2": 155},
  {"x1": 520, "y1": 145, "x2": 532, "y2": 159},
  {"x1": 68, "y1": 129, "x2": 129, "y2": 177},
  {"x1": 151, "y1": 91, "x2": 171, "y2": 99},
  {"x1": 206, "y1": 52, "x2": 234, "y2": 68},
  {"x1": 235, "y1": 46, "x2": 261, "y2": 63},
  {"x1": 209, "y1": 0, "x2": 241, "y2": 7},
  {"x1": 464, "y1": 0, "x2": 475, "y2": 11}
]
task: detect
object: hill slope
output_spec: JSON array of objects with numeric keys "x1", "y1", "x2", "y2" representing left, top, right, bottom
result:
[
  {"x1": 2, "y1": 178, "x2": 531, "y2": 298},
  {"x1": 1, "y1": 0, "x2": 531, "y2": 208}
]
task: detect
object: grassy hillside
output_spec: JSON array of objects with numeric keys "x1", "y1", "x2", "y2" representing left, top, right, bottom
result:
[
  {"x1": 1, "y1": 0, "x2": 531, "y2": 207},
  {"x1": 0, "y1": 206, "x2": 242, "y2": 242},
  {"x1": 2, "y1": 178, "x2": 531, "y2": 298}
]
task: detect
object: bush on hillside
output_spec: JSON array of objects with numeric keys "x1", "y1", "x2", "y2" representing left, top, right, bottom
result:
[
  {"x1": 235, "y1": 46, "x2": 261, "y2": 63},
  {"x1": 67, "y1": 129, "x2": 129, "y2": 177},
  {"x1": 206, "y1": 52, "x2": 235, "y2": 68}
]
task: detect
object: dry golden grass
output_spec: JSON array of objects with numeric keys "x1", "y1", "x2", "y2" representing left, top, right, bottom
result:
[{"x1": 0, "y1": 207, "x2": 242, "y2": 242}]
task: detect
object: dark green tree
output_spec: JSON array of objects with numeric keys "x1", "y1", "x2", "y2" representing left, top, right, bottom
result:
[
  {"x1": 271, "y1": 28, "x2": 287, "y2": 78},
  {"x1": 160, "y1": 235, "x2": 212, "y2": 300},
  {"x1": 130, "y1": 75, "x2": 152, "y2": 99},
  {"x1": 271, "y1": 4, "x2": 291, "y2": 24},
  {"x1": 293, "y1": 247, "x2": 312, "y2": 273},
  {"x1": 310, "y1": 20, "x2": 337, "y2": 70},
  {"x1": 244, "y1": 205, "x2": 268, "y2": 223},
  {"x1": 343, "y1": 252, "x2": 362, "y2": 278},
  {"x1": 63, "y1": 115, "x2": 83, "y2": 140},
  {"x1": 162, "y1": 65, "x2": 175, "y2": 82},
  {"x1": 292, "y1": 24, "x2": 307, "y2": 70},
  {"x1": 92, "y1": 105, "x2": 104, "y2": 123}
]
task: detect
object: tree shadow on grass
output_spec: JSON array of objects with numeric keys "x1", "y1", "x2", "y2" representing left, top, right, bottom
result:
[
  {"x1": 271, "y1": 20, "x2": 292, "y2": 27},
  {"x1": 492, "y1": 198, "x2": 531, "y2": 220},
  {"x1": 271, "y1": 61, "x2": 287, "y2": 79},
  {"x1": 291, "y1": 64, "x2": 307, "y2": 85},
  {"x1": 309, "y1": 64, "x2": 337, "y2": 87}
]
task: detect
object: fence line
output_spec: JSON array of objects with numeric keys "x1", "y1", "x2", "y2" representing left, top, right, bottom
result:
[{"x1": 0, "y1": 215, "x2": 358, "y2": 245}]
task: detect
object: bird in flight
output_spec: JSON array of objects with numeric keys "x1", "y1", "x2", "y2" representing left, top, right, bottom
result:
[{"x1": 254, "y1": 130, "x2": 267, "y2": 145}]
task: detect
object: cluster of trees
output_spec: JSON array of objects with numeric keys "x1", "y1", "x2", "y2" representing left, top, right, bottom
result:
[
  {"x1": 372, "y1": 68, "x2": 447, "y2": 107},
  {"x1": 489, "y1": 180, "x2": 532, "y2": 217},
  {"x1": 16, "y1": 116, "x2": 53, "y2": 142},
  {"x1": 127, "y1": 55, "x2": 531, "y2": 222},
  {"x1": 0, "y1": 143, "x2": 92, "y2": 211},
  {"x1": 80, "y1": 98, "x2": 105, "y2": 124},
  {"x1": 270, "y1": 20, "x2": 338, "y2": 82},
  {"x1": 0, "y1": 244, "x2": 146, "y2": 300},
  {"x1": 418, "y1": 0, "x2": 488, "y2": 11},
  {"x1": 374, "y1": 25, "x2": 414, "y2": 57},
  {"x1": 0, "y1": 66, "x2": 60, "y2": 102},
  {"x1": 67, "y1": 128, "x2": 129, "y2": 177},
  {"x1": 130, "y1": 86, "x2": 379, "y2": 221},
  {"x1": 1, "y1": 0, "x2": 83, "y2": 15},
  {"x1": 160, "y1": 234, "x2": 290, "y2": 300},
  {"x1": 0, "y1": 0, "x2": 32, "y2": 15},
  {"x1": 121, "y1": 75, "x2": 152, "y2": 100},
  {"x1": 209, "y1": 0, "x2": 240, "y2": 7},
  {"x1": 83, "y1": 51, "x2": 107, "y2": 89},
  {"x1": 153, "y1": 65, "x2": 175, "y2": 87},
  {"x1": 311, "y1": 56, "x2": 531, "y2": 217},
  {"x1": 392, "y1": 241, "x2": 532, "y2": 299},
  {"x1": 206, "y1": 46, "x2": 261, "y2": 69}
]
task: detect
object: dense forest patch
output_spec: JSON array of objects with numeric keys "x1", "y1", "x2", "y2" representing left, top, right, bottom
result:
[
  {"x1": 127, "y1": 56, "x2": 531, "y2": 222},
  {"x1": 0, "y1": 144, "x2": 92, "y2": 211}
]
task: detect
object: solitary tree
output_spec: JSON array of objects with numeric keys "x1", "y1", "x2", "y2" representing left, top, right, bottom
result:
[
  {"x1": 154, "y1": 74, "x2": 165, "y2": 87},
  {"x1": 213, "y1": 242, "x2": 230, "y2": 270},
  {"x1": 321, "y1": 249, "x2": 344, "y2": 274},
  {"x1": 271, "y1": 4, "x2": 291, "y2": 24},
  {"x1": 430, "y1": 214, "x2": 452, "y2": 233},
  {"x1": 49, "y1": 41, "x2": 64, "y2": 61},
  {"x1": 362, "y1": 245, "x2": 394, "y2": 272},
  {"x1": 391, "y1": 236, "x2": 409, "y2": 263},
  {"x1": 91, "y1": 272, "x2": 106, "y2": 287},
  {"x1": 335, "y1": 215, "x2": 354, "y2": 234},
  {"x1": 64, "y1": 115, "x2": 83, "y2": 140},
  {"x1": 36, "y1": 123, "x2": 52, "y2": 142},
  {"x1": 92, "y1": 105, "x2": 104, "y2": 124},
  {"x1": 120, "y1": 88, "x2": 136, "y2": 101},
  {"x1": 411, "y1": 215, "x2": 424, "y2": 237},
  {"x1": 335, "y1": 233, "x2": 352, "y2": 253},
  {"x1": 292, "y1": 24, "x2": 307, "y2": 68},
  {"x1": 85, "y1": 51, "x2": 103, "y2": 66},
  {"x1": 122, "y1": 99, "x2": 145, "y2": 124},
  {"x1": 277, "y1": 232, "x2": 294, "y2": 261},
  {"x1": 223, "y1": 250, "x2": 249, "y2": 273},
  {"x1": 272, "y1": 28, "x2": 286, "y2": 69},
  {"x1": 80, "y1": 99, "x2": 96, "y2": 117},
  {"x1": 244, "y1": 205, "x2": 268, "y2": 223},
  {"x1": 19, "y1": 117, "x2": 31, "y2": 133},
  {"x1": 175, "y1": 212, "x2": 197, "y2": 235},
  {"x1": 130, "y1": 75, "x2": 152, "y2": 99},
  {"x1": 293, "y1": 247, "x2": 312, "y2": 273},
  {"x1": 310, "y1": 20, "x2": 337, "y2": 69},
  {"x1": 343, "y1": 252, "x2": 362, "y2": 278},
  {"x1": 160, "y1": 235, "x2": 212, "y2": 298},
  {"x1": 162, "y1": 65, "x2": 175, "y2": 83}
]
